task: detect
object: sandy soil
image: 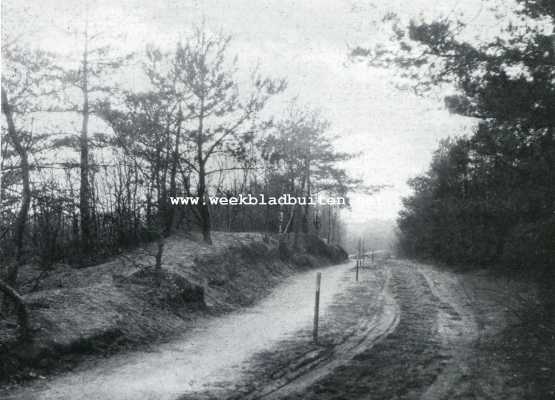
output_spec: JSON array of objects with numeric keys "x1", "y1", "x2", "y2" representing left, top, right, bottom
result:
[
  {"x1": 181, "y1": 259, "x2": 554, "y2": 400},
  {"x1": 3, "y1": 258, "x2": 553, "y2": 400},
  {"x1": 1, "y1": 232, "x2": 346, "y2": 384},
  {"x1": 1, "y1": 262, "x2": 352, "y2": 400}
]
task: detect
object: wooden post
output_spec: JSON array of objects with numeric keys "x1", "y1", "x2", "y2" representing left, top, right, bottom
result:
[
  {"x1": 356, "y1": 241, "x2": 359, "y2": 281},
  {"x1": 313, "y1": 272, "x2": 321, "y2": 343},
  {"x1": 356, "y1": 237, "x2": 361, "y2": 280}
]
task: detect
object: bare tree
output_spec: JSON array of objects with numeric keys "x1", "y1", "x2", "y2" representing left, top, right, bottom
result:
[
  {"x1": 54, "y1": 15, "x2": 130, "y2": 259},
  {"x1": 0, "y1": 45, "x2": 52, "y2": 341},
  {"x1": 1, "y1": 45, "x2": 52, "y2": 284},
  {"x1": 1, "y1": 88, "x2": 29, "y2": 284},
  {"x1": 173, "y1": 28, "x2": 286, "y2": 243}
]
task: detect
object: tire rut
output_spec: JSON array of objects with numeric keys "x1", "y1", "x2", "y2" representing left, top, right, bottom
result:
[
  {"x1": 248, "y1": 269, "x2": 399, "y2": 400},
  {"x1": 276, "y1": 263, "x2": 450, "y2": 400}
]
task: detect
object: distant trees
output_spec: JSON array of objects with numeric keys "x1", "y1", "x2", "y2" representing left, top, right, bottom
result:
[
  {"x1": 98, "y1": 90, "x2": 357, "y2": 255},
  {"x1": 1, "y1": 24, "x2": 361, "y2": 313},
  {"x1": 53, "y1": 19, "x2": 131, "y2": 258},
  {"x1": 0, "y1": 14, "x2": 377, "y2": 342},
  {"x1": 103, "y1": 29, "x2": 286, "y2": 244},
  {"x1": 397, "y1": 128, "x2": 554, "y2": 268},
  {"x1": 354, "y1": 3, "x2": 554, "y2": 282},
  {"x1": 170, "y1": 30, "x2": 286, "y2": 243},
  {"x1": 260, "y1": 106, "x2": 359, "y2": 242}
]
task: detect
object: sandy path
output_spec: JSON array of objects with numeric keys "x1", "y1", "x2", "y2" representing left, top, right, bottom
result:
[
  {"x1": 180, "y1": 260, "x2": 400, "y2": 400},
  {"x1": 255, "y1": 266, "x2": 399, "y2": 400},
  {"x1": 224, "y1": 261, "x2": 466, "y2": 400},
  {"x1": 4, "y1": 262, "x2": 352, "y2": 400},
  {"x1": 228, "y1": 260, "x2": 526, "y2": 400},
  {"x1": 7, "y1": 259, "x2": 528, "y2": 400}
]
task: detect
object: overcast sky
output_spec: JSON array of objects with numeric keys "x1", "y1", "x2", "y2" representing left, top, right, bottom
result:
[{"x1": 3, "y1": 0, "x2": 512, "y2": 221}]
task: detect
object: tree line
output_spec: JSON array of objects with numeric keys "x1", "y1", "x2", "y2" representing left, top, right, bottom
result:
[
  {"x1": 355, "y1": 1, "x2": 553, "y2": 294},
  {"x1": 1, "y1": 25, "x2": 360, "y2": 337}
]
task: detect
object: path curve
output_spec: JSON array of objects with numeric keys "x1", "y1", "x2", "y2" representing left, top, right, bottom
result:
[{"x1": 4, "y1": 262, "x2": 352, "y2": 400}]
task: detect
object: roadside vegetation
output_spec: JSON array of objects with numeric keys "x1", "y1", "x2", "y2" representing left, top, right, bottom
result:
[
  {"x1": 1, "y1": 23, "x2": 362, "y2": 343},
  {"x1": 0, "y1": 232, "x2": 347, "y2": 384},
  {"x1": 354, "y1": 0, "x2": 553, "y2": 321},
  {"x1": 352, "y1": 2, "x2": 554, "y2": 395}
]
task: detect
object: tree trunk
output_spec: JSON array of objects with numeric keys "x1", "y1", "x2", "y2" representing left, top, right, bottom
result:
[
  {"x1": 1, "y1": 87, "x2": 30, "y2": 286},
  {"x1": 0, "y1": 278, "x2": 30, "y2": 341},
  {"x1": 158, "y1": 120, "x2": 171, "y2": 239},
  {"x1": 294, "y1": 174, "x2": 307, "y2": 248},
  {"x1": 327, "y1": 205, "x2": 331, "y2": 243},
  {"x1": 198, "y1": 163, "x2": 212, "y2": 244},
  {"x1": 302, "y1": 156, "x2": 311, "y2": 234},
  {"x1": 79, "y1": 35, "x2": 92, "y2": 259},
  {"x1": 283, "y1": 204, "x2": 296, "y2": 237},
  {"x1": 167, "y1": 110, "x2": 182, "y2": 234},
  {"x1": 196, "y1": 98, "x2": 212, "y2": 244},
  {"x1": 329, "y1": 205, "x2": 335, "y2": 244}
]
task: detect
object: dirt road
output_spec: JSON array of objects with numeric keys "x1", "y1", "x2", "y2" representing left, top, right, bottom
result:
[
  {"x1": 192, "y1": 259, "x2": 551, "y2": 400},
  {"x1": 2, "y1": 262, "x2": 353, "y2": 400},
  {"x1": 3, "y1": 259, "x2": 553, "y2": 399}
]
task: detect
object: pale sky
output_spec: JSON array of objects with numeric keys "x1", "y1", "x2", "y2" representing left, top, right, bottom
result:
[{"x1": 2, "y1": 0, "x2": 512, "y2": 221}]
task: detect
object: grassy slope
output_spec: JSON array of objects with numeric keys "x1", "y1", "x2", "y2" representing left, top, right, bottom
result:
[{"x1": 0, "y1": 232, "x2": 347, "y2": 384}]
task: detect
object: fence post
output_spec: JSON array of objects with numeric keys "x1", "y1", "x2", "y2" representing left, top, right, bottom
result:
[
  {"x1": 313, "y1": 272, "x2": 321, "y2": 343},
  {"x1": 356, "y1": 237, "x2": 361, "y2": 280}
]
